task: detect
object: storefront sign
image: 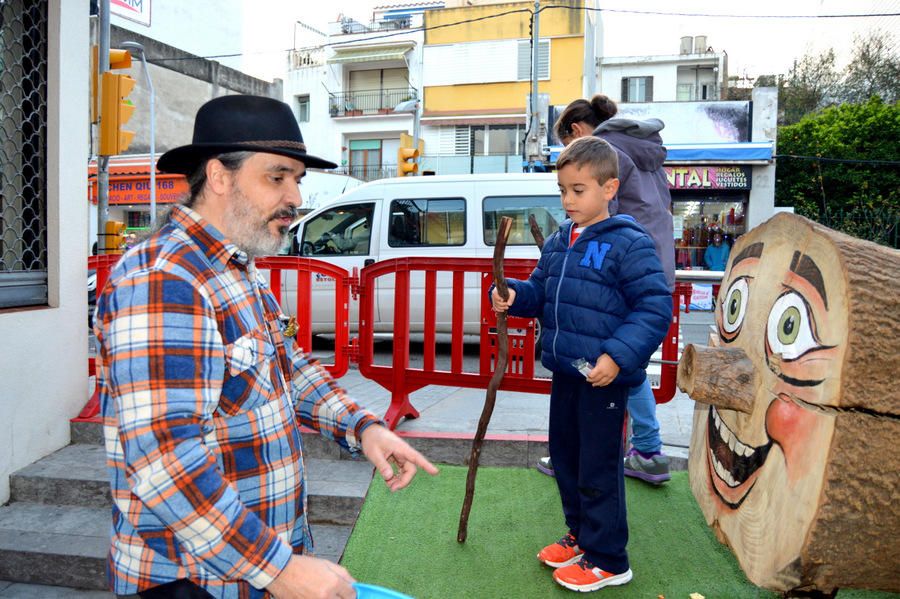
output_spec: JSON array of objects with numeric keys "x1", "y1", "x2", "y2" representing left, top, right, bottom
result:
[
  {"x1": 90, "y1": 175, "x2": 189, "y2": 205},
  {"x1": 665, "y1": 166, "x2": 752, "y2": 190},
  {"x1": 111, "y1": 0, "x2": 151, "y2": 26}
]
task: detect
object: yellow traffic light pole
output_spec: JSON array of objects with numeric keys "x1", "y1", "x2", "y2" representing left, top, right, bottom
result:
[
  {"x1": 96, "y1": 1, "x2": 138, "y2": 253},
  {"x1": 96, "y1": 0, "x2": 111, "y2": 254}
]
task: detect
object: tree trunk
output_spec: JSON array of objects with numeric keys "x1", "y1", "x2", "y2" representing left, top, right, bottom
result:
[{"x1": 684, "y1": 212, "x2": 900, "y2": 595}]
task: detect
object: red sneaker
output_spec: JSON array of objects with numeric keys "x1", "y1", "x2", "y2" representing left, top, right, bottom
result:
[
  {"x1": 553, "y1": 557, "x2": 633, "y2": 592},
  {"x1": 537, "y1": 532, "x2": 583, "y2": 568}
]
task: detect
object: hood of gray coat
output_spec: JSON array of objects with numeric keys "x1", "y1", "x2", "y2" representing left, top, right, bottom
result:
[{"x1": 594, "y1": 118, "x2": 667, "y2": 172}]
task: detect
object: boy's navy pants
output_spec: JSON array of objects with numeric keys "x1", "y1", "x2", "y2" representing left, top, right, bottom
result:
[{"x1": 548, "y1": 373, "x2": 630, "y2": 574}]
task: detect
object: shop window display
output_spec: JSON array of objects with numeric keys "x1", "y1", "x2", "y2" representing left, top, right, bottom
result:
[{"x1": 673, "y1": 199, "x2": 746, "y2": 270}]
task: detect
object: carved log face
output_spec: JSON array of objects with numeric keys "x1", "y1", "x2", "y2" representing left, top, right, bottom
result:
[{"x1": 689, "y1": 216, "x2": 848, "y2": 587}]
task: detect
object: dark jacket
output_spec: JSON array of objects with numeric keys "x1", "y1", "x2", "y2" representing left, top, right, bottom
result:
[
  {"x1": 504, "y1": 215, "x2": 672, "y2": 386},
  {"x1": 595, "y1": 118, "x2": 676, "y2": 290}
]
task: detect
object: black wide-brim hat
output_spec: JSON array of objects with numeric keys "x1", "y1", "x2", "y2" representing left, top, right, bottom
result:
[{"x1": 157, "y1": 94, "x2": 337, "y2": 174}]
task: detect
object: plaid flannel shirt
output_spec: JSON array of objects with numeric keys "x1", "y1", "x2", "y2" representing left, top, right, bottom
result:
[{"x1": 95, "y1": 205, "x2": 382, "y2": 598}]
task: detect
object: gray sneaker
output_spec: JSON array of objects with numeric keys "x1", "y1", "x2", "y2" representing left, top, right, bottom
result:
[
  {"x1": 536, "y1": 456, "x2": 555, "y2": 477},
  {"x1": 623, "y1": 448, "x2": 670, "y2": 484}
]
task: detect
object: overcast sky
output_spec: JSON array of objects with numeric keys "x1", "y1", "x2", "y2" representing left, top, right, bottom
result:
[{"x1": 250, "y1": 0, "x2": 898, "y2": 81}]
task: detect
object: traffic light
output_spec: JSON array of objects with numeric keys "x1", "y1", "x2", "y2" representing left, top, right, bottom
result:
[
  {"x1": 397, "y1": 147, "x2": 419, "y2": 177},
  {"x1": 99, "y1": 48, "x2": 136, "y2": 155},
  {"x1": 103, "y1": 221, "x2": 126, "y2": 254}
]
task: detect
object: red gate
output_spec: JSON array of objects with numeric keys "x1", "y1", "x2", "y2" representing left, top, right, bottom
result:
[
  {"x1": 356, "y1": 257, "x2": 686, "y2": 430},
  {"x1": 82, "y1": 255, "x2": 686, "y2": 430}
]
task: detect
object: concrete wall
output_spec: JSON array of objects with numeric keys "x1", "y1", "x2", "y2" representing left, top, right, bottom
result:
[
  {"x1": 747, "y1": 86, "x2": 778, "y2": 229},
  {"x1": 0, "y1": 0, "x2": 89, "y2": 503}
]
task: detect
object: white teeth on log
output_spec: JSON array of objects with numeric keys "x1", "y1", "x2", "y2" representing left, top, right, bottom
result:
[
  {"x1": 712, "y1": 408, "x2": 756, "y2": 460},
  {"x1": 710, "y1": 447, "x2": 740, "y2": 487}
]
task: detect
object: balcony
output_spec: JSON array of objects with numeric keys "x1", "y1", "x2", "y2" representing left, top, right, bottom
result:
[
  {"x1": 329, "y1": 88, "x2": 417, "y2": 118},
  {"x1": 335, "y1": 164, "x2": 398, "y2": 182},
  {"x1": 676, "y1": 83, "x2": 720, "y2": 101}
]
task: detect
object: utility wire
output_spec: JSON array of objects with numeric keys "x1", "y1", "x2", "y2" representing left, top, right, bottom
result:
[
  {"x1": 542, "y1": 5, "x2": 900, "y2": 19},
  {"x1": 775, "y1": 154, "x2": 900, "y2": 166},
  {"x1": 152, "y1": 7, "x2": 532, "y2": 62},
  {"x1": 149, "y1": 5, "x2": 898, "y2": 63}
]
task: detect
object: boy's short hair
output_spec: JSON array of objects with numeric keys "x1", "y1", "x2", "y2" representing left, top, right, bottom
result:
[{"x1": 556, "y1": 136, "x2": 618, "y2": 184}]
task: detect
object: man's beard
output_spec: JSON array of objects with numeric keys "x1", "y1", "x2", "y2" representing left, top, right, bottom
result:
[{"x1": 224, "y1": 184, "x2": 292, "y2": 259}]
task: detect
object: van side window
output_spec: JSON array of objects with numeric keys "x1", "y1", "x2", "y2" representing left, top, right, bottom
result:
[
  {"x1": 483, "y1": 196, "x2": 564, "y2": 245},
  {"x1": 388, "y1": 198, "x2": 466, "y2": 247},
  {"x1": 299, "y1": 203, "x2": 375, "y2": 256}
]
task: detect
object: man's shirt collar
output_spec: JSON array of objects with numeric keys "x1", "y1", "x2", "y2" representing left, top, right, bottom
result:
[{"x1": 169, "y1": 204, "x2": 250, "y2": 270}]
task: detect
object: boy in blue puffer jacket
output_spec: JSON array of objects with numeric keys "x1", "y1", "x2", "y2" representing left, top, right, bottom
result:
[{"x1": 491, "y1": 136, "x2": 671, "y2": 592}]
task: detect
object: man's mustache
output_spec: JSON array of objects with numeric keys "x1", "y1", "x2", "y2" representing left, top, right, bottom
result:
[{"x1": 270, "y1": 207, "x2": 299, "y2": 221}]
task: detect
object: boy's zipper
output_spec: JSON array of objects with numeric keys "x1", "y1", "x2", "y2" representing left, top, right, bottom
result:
[{"x1": 551, "y1": 225, "x2": 575, "y2": 362}]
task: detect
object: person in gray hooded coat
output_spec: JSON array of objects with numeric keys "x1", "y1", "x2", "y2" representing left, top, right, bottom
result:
[
  {"x1": 535, "y1": 94, "x2": 675, "y2": 485},
  {"x1": 555, "y1": 95, "x2": 675, "y2": 290}
]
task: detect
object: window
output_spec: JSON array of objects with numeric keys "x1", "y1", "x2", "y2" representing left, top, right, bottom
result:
[
  {"x1": 388, "y1": 198, "x2": 465, "y2": 247},
  {"x1": 349, "y1": 139, "x2": 383, "y2": 181},
  {"x1": 299, "y1": 203, "x2": 375, "y2": 256},
  {"x1": 517, "y1": 39, "x2": 550, "y2": 80},
  {"x1": 125, "y1": 211, "x2": 151, "y2": 229},
  {"x1": 483, "y1": 195, "x2": 565, "y2": 246},
  {"x1": 485, "y1": 126, "x2": 520, "y2": 155},
  {"x1": 0, "y1": 2, "x2": 48, "y2": 309},
  {"x1": 621, "y1": 76, "x2": 653, "y2": 102},
  {"x1": 295, "y1": 95, "x2": 310, "y2": 122}
]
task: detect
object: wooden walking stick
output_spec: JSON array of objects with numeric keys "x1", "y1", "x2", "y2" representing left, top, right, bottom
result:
[
  {"x1": 457, "y1": 215, "x2": 513, "y2": 543},
  {"x1": 527, "y1": 213, "x2": 545, "y2": 250}
]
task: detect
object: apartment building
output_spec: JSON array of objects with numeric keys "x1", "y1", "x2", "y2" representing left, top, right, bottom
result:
[
  {"x1": 599, "y1": 34, "x2": 728, "y2": 103},
  {"x1": 419, "y1": 0, "x2": 599, "y2": 174},
  {"x1": 284, "y1": 4, "x2": 435, "y2": 184}
]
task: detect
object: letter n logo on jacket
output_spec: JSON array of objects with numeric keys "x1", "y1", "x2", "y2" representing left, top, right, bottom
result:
[{"x1": 580, "y1": 241, "x2": 611, "y2": 271}]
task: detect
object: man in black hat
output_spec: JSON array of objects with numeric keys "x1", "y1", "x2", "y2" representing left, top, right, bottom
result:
[{"x1": 94, "y1": 95, "x2": 437, "y2": 599}]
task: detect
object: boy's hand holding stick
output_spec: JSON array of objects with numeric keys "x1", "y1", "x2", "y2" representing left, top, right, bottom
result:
[{"x1": 457, "y1": 215, "x2": 513, "y2": 543}]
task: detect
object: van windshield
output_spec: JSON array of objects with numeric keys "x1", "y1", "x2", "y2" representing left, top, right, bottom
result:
[
  {"x1": 483, "y1": 195, "x2": 564, "y2": 245},
  {"x1": 298, "y1": 203, "x2": 375, "y2": 256}
]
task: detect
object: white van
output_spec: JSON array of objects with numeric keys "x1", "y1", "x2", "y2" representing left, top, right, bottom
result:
[{"x1": 278, "y1": 173, "x2": 565, "y2": 338}]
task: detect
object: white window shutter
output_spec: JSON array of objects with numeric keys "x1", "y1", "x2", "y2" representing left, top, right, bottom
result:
[
  {"x1": 454, "y1": 126, "x2": 470, "y2": 155},
  {"x1": 517, "y1": 39, "x2": 550, "y2": 80}
]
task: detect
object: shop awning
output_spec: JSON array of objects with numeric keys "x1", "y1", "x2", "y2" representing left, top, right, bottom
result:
[
  {"x1": 327, "y1": 45, "x2": 412, "y2": 64},
  {"x1": 548, "y1": 141, "x2": 774, "y2": 164},
  {"x1": 663, "y1": 142, "x2": 774, "y2": 163}
]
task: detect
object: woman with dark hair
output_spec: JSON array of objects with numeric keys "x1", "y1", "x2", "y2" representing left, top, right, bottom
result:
[
  {"x1": 537, "y1": 94, "x2": 675, "y2": 485},
  {"x1": 554, "y1": 95, "x2": 675, "y2": 288}
]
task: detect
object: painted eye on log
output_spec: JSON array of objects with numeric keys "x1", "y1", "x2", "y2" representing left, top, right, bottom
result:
[
  {"x1": 721, "y1": 277, "x2": 750, "y2": 336},
  {"x1": 766, "y1": 292, "x2": 818, "y2": 360}
]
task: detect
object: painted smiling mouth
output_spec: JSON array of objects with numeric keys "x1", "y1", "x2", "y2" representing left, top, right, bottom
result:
[{"x1": 707, "y1": 407, "x2": 772, "y2": 506}]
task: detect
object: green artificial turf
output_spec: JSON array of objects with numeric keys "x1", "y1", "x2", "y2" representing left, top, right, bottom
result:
[{"x1": 341, "y1": 467, "x2": 897, "y2": 599}]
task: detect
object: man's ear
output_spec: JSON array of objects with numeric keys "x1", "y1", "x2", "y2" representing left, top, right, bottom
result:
[{"x1": 205, "y1": 158, "x2": 233, "y2": 196}]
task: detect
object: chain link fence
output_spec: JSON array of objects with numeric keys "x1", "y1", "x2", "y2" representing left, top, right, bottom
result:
[{"x1": 0, "y1": 1, "x2": 48, "y2": 308}]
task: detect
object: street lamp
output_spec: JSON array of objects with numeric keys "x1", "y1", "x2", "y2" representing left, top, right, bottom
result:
[
  {"x1": 394, "y1": 97, "x2": 420, "y2": 174},
  {"x1": 119, "y1": 41, "x2": 157, "y2": 229}
]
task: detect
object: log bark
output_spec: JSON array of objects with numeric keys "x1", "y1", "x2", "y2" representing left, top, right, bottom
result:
[
  {"x1": 678, "y1": 344, "x2": 756, "y2": 413},
  {"x1": 457, "y1": 216, "x2": 513, "y2": 543}
]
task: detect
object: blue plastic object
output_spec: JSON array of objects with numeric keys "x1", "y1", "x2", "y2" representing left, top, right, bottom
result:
[{"x1": 353, "y1": 582, "x2": 414, "y2": 599}]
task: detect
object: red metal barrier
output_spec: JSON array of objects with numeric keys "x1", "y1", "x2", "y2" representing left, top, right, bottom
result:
[
  {"x1": 255, "y1": 256, "x2": 351, "y2": 379},
  {"x1": 357, "y1": 257, "x2": 685, "y2": 430},
  {"x1": 357, "y1": 257, "x2": 549, "y2": 429},
  {"x1": 81, "y1": 254, "x2": 690, "y2": 430},
  {"x1": 77, "y1": 255, "x2": 352, "y2": 423},
  {"x1": 74, "y1": 254, "x2": 122, "y2": 422}
]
